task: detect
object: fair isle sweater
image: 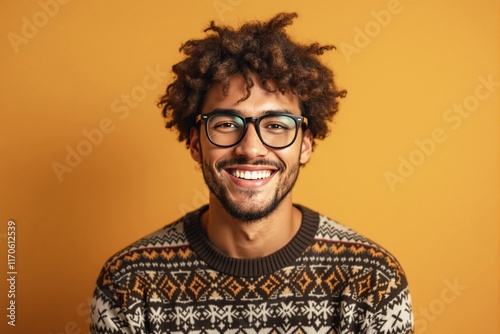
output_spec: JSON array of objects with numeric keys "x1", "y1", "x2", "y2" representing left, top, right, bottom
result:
[{"x1": 90, "y1": 205, "x2": 413, "y2": 333}]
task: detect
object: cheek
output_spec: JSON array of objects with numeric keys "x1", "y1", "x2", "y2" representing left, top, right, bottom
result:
[
  {"x1": 275, "y1": 149, "x2": 301, "y2": 170},
  {"x1": 200, "y1": 143, "x2": 230, "y2": 169}
]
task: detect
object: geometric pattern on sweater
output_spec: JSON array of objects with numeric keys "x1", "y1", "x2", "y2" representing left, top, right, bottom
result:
[{"x1": 90, "y1": 205, "x2": 414, "y2": 334}]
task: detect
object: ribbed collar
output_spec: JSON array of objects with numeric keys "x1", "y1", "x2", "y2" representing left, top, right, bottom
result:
[{"x1": 184, "y1": 204, "x2": 319, "y2": 277}]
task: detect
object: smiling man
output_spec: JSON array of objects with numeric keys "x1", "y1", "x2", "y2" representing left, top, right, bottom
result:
[{"x1": 90, "y1": 13, "x2": 414, "y2": 334}]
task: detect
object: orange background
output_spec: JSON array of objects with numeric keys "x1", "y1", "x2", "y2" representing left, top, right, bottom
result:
[{"x1": 0, "y1": 1, "x2": 498, "y2": 333}]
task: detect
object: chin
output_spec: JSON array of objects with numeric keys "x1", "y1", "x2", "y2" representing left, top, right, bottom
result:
[{"x1": 222, "y1": 195, "x2": 281, "y2": 223}]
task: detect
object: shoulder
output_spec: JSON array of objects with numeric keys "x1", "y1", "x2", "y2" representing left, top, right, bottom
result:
[
  {"x1": 300, "y1": 205, "x2": 387, "y2": 248},
  {"x1": 315, "y1": 212, "x2": 380, "y2": 247},
  {"x1": 300, "y1": 205, "x2": 408, "y2": 283}
]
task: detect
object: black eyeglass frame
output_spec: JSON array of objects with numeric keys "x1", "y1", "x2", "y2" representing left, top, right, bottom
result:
[{"x1": 195, "y1": 110, "x2": 309, "y2": 149}]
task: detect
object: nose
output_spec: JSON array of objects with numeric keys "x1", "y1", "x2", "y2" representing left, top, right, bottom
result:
[{"x1": 233, "y1": 123, "x2": 269, "y2": 159}]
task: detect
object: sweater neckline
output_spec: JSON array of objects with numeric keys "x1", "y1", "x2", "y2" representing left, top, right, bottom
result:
[{"x1": 184, "y1": 204, "x2": 319, "y2": 277}]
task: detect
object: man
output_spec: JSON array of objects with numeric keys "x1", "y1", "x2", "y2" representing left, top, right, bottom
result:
[{"x1": 90, "y1": 12, "x2": 414, "y2": 333}]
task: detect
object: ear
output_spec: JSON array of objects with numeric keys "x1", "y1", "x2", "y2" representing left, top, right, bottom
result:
[
  {"x1": 189, "y1": 127, "x2": 202, "y2": 163},
  {"x1": 299, "y1": 129, "x2": 313, "y2": 165}
]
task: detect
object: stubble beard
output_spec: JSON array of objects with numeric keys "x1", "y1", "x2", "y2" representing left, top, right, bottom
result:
[{"x1": 201, "y1": 156, "x2": 301, "y2": 223}]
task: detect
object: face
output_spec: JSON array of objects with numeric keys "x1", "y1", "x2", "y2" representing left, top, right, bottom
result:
[{"x1": 190, "y1": 73, "x2": 312, "y2": 222}]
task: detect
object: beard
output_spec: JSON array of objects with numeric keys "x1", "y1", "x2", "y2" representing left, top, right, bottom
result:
[{"x1": 200, "y1": 156, "x2": 301, "y2": 222}]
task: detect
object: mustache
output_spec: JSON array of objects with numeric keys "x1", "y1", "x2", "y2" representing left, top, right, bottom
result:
[{"x1": 216, "y1": 158, "x2": 284, "y2": 171}]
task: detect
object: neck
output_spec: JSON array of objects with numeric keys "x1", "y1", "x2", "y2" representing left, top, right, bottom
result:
[{"x1": 201, "y1": 195, "x2": 302, "y2": 259}]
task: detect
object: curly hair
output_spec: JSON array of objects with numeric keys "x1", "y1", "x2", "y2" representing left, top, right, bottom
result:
[{"x1": 157, "y1": 12, "x2": 346, "y2": 149}]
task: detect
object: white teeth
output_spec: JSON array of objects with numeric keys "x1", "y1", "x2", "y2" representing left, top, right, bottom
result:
[{"x1": 232, "y1": 170, "x2": 272, "y2": 180}]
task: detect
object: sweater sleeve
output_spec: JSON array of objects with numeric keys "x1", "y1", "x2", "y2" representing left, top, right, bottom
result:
[
  {"x1": 89, "y1": 267, "x2": 140, "y2": 334},
  {"x1": 365, "y1": 280, "x2": 414, "y2": 334}
]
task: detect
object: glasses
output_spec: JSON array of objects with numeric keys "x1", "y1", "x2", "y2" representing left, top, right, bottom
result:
[{"x1": 195, "y1": 110, "x2": 308, "y2": 149}]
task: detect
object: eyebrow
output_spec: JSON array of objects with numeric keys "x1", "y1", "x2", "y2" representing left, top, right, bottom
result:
[{"x1": 210, "y1": 108, "x2": 294, "y2": 116}]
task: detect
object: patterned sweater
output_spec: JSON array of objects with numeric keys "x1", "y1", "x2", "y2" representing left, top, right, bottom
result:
[{"x1": 90, "y1": 205, "x2": 413, "y2": 333}]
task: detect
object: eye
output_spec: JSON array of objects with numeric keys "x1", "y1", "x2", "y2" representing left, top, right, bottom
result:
[
  {"x1": 209, "y1": 115, "x2": 243, "y2": 133},
  {"x1": 266, "y1": 123, "x2": 287, "y2": 129},
  {"x1": 214, "y1": 122, "x2": 238, "y2": 129},
  {"x1": 261, "y1": 116, "x2": 295, "y2": 133}
]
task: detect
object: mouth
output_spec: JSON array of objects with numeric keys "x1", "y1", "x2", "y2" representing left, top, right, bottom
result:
[
  {"x1": 229, "y1": 169, "x2": 274, "y2": 180},
  {"x1": 217, "y1": 159, "x2": 282, "y2": 188}
]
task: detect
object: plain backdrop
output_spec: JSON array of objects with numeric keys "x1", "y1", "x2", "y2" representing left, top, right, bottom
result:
[{"x1": 0, "y1": 1, "x2": 498, "y2": 333}]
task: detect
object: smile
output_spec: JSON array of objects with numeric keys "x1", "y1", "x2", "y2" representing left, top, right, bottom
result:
[{"x1": 231, "y1": 169, "x2": 273, "y2": 180}]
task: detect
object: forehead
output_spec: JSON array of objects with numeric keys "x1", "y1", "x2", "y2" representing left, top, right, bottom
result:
[{"x1": 201, "y1": 73, "x2": 301, "y2": 116}]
